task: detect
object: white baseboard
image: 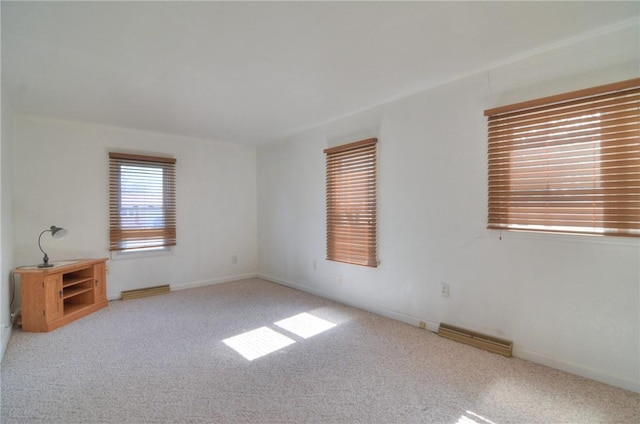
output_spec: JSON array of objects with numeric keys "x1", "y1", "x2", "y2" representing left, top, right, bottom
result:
[
  {"x1": 171, "y1": 273, "x2": 258, "y2": 292},
  {"x1": 1, "y1": 324, "x2": 12, "y2": 360},
  {"x1": 257, "y1": 273, "x2": 440, "y2": 333},
  {"x1": 514, "y1": 346, "x2": 640, "y2": 393},
  {"x1": 258, "y1": 272, "x2": 639, "y2": 394},
  {"x1": 107, "y1": 273, "x2": 258, "y2": 300}
]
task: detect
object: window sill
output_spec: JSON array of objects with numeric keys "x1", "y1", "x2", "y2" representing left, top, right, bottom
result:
[
  {"x1": 110, "y1": 247, "x2": 174, "y2": 261},
  {"x1": 490, "y1": 229, "x2": 640, "y2": 247}
]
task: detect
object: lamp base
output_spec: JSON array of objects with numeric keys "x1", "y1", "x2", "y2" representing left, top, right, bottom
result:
[{"x1": 37, "y1": 263, "x2": 54, "y2": 268}]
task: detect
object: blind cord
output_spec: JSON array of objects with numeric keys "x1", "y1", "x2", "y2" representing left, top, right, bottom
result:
[{"x1": 9, "y1": 271, "x2": 15, "y2": 311}]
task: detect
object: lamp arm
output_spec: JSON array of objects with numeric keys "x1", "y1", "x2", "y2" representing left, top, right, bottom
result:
[{"x1": 38, "y1": 229, "x2": 51, "y2": 256}]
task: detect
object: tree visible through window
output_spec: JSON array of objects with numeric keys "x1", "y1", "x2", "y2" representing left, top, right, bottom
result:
[
  {"x1": 325, "y1": 138, "x2": 378, "y2": 267},
  {"x1": 109, "y1": 152, "x2": 177, "y2": 251}
]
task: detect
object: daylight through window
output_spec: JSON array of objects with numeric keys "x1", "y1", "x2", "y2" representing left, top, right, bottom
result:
[
  {"x1": 485, "y1": 78, "x2": 639, "y2": 237},
  {"x1": 325, "y1": 138, "x2": 378, "y2": 266},
  {"x1": 109, "y1": 152, "x2": 177, "y2": 251}
]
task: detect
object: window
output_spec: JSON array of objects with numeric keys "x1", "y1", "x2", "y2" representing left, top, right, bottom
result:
[
  {"x1": 325, "y1": 138, "x2": 378, "y2": 267},
  {"x1": 485, "y1": 78, "x2": 639, "y2": 237},
  {"x1": 109, "y1": 152, "x2": 177, "y2": 251}
]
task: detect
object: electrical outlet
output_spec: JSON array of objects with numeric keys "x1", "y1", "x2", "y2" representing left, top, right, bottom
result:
[
  {"x1": 441, "y1": 282, "x2": 450, "y2": 297},
  {"x1": 232, "y1": 255, "x2": 238, "y2": 265}
]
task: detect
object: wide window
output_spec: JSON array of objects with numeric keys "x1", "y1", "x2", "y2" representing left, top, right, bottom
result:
[
  {"x1": 109, "y1": 152, "x2": 177, "y2": 251},
  {"x1": 485, "y1": 78, "x2": 639, "y2": 237},
  {"x1": 325, "y1": 138, "x2": 378, "y2": 267}
]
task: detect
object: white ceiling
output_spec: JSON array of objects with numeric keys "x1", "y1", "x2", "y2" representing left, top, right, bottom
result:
[{"x1": 2, "y1": 1, "x2": 638, "y2": 145}]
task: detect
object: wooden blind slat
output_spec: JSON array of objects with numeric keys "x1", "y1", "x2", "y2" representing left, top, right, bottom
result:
[
  {"x1": 485, "y1": 80, "x2": 640, "y2": 237},
  {"x1": 488, "y1": 98, "x2": 640, "y2": 132},
  {"x1": 109, "y1": 152, "x2": 176, "y2": 163},
  {"x1": 326, "y1": 138, "x2": 378, "y2": 267},
  {"x1": 484, "y1": 78, "x2": 640, "y2": 116},
  {"x1": 109, "y1": 152, "x2": 177, "y2": 251},
  {"x1": 324, "y1": 138, "x2": 377, "y2": 155}
]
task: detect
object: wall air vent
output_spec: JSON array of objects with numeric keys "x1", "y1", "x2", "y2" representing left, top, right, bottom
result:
[
  {"x1": 121, "y1": 284, "x2": 170, "y2": 300},
  {"x1": 438, "y1": 323, "x2": 513, "y2": 357}
]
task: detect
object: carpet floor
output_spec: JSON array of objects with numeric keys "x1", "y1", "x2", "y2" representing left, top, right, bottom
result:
[{"x1": 1, "y1": 278, "x2": 638, "y2": 423}]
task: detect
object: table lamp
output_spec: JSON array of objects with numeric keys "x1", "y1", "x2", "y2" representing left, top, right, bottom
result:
[{"x1": 37, "y1": 225, "x2": 68, "y2": 268}]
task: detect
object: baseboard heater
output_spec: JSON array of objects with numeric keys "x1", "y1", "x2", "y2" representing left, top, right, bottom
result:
[
  {"x1": 121, "y1": 284, "x2": 170, "y2": 300},
  {"x1": 438, "y1": 323, "x2": 513, "y2": 357}
]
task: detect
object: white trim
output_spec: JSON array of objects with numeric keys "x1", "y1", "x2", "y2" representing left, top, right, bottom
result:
[
  {"x1": 258, "y1": 272, "x2": 639, "y2": 394},
  {"x1": 110, "y1": 246, "x2": 174, "y2": 261},
  {"x1": 492, "y1": 228, "x2": 640, "y2": 247},
  {"x1": 171, "y1": 273, "x2": 258, "y2": 292},
  {"x1": 1, "y1": 325, "x2": 12, "y2": 360},
  {"x1": 257, "y1": 273, "x2": 439, "y2": 332},
  {"x1": 513, "y1": 346, "x2": 640, "y2": 394},
  {"x1": 106, "y1": 272, "x2": 258, "y2": 300},
  {"x1": 279, "y1": 20, "x2": 639, "y2": 144}
]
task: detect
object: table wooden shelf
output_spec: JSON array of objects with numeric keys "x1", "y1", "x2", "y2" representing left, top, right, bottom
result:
[{"x1": 14, "y1": 258, "x2": 108, "y2": 332}]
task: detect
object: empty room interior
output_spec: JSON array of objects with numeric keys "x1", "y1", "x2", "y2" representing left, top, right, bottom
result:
[{"x1": 1, "y1": 2, "x2": 639, "y2": 423}]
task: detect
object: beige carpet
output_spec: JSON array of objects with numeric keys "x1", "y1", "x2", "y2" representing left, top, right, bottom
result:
[{"x1": 1, "y1": 278, "x2": 638, "y2": 423}]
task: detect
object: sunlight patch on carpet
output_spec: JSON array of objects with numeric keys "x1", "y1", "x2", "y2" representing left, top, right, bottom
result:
[
  {"x1": 274, "y1": 312, "x2": 337, "y2": 339},
  {"x1": 456, "y1": 411, "x2": 499, "y2": 424},
  {"x1": 223, "y1": 327, "x2": 295, "y2": 361}
]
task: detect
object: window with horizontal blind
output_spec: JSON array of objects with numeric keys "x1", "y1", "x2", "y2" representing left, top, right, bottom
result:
[
  {"x1": 485, "y1": 78, "x2": 639, "y2": 237},
  {"x1": 325, "y1": 138, "x2": 378, "y2": 267},
  {"x1": 109, "y1": 152, "x2": 177, "y2": 251}
]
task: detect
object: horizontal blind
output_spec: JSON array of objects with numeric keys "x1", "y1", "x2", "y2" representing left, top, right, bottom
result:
[
  {"x1": 109, "y1": 153, "x2": 177, "y2": 251},
  {"x1": 325, "y1": 138, "x2": 378, "y2": 267},
  {"x1": 485, "y1": 79, "x2": 640, "y2": 237}
]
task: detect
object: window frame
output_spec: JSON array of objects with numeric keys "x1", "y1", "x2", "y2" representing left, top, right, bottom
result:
[
  {"x1": 108, "y1": 152, "x2": 177, "y2": 252},
  {"x1": 324, "y1": 138, "x2": 378, "y2": 267},
  {"x1": 484, "y1": 78, "x2": 639, "y2": 238}
]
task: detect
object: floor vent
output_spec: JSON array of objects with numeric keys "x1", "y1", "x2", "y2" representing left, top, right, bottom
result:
[
  {"x1": 438, "y1": 323, "x2": 513, "y2": 357},
  {"x1": 121, "y1": 284, "x2": 170, "y2": 300}
]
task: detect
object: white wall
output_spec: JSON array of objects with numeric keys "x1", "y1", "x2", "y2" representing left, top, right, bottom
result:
[
  {"x1": 12, "y1": 117, "x2": 257, "y2": 299},
  {"x1": 1, "y1": 84, "x2": 15, "y2": 358},
  {"x1": 257, "y1": 23, "x2": 640, "y2": 392}
]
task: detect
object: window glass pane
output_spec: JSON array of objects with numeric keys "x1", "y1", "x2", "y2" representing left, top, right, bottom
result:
[
  {"x1": 486, "y1": 80, "x2": 639, "y2": 237},
  {"x1": 109, "y1": 153, "x2": 176, "y2": 251},
  {"x1": 120, "y1": 165, "x2": 165, "y2": 229},
  {"x1": 325, "y1": 139, "x2": 378, "y2": 266}
]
